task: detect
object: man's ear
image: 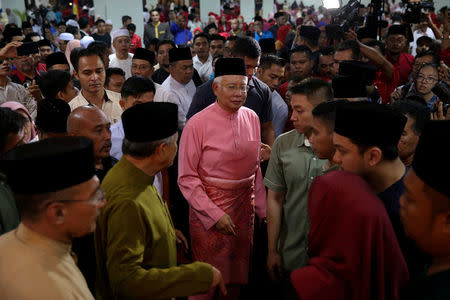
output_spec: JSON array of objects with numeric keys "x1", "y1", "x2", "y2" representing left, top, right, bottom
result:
[
  {"x1": 73, "y1": 69, "x2": 80, "y2": 81},
  {"x1": 46, "y1": 202, "x2": 66, "y2": 225},
  {"x1": 119, "y1": 98, "x2": 126, "y2": 110},
  {"x1": 365, "y1": 147, "x2": 383, "y2": 167}
]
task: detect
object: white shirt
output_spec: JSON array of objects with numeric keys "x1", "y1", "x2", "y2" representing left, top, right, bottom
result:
[
  {"x1": 411, "y1": 27, "x2": 436, "y2": 56},
  {"x1": 153, "y1": 82, "x2": 177, "y2": 104},
  {"x1": 271, "y1": 90, "x2": 288, "y2": 137},
  {"x1": 193, "y1": 54, "x2": 213, "y2": 83},
  {"x1": 110, "y1": 119, "x2": 164, "y2": 196},
  {"x1": 69, "y1": 89, "x2": 123, "y2": 124},
  {"x1": 108, "y1": 53, "x2": 134, "y2": 79},
  {"x1": 161, "y1": 75, "x2": 196, "y2": 129}
]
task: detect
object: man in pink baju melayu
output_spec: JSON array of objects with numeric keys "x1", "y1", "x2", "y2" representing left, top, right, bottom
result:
[{"x1": 178, "y1": 57, "x2": 266, "y2": 300}]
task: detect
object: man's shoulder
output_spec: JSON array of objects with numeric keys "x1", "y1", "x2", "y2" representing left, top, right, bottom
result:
[
  {"x1": 274, "y1": 130, "x2": 303, "y2": 147},
  {"x1": 250, "y1": 77, "x2": 271, "y2": 96},
  {"x1": 69, "y1": 93, "x2": 88, "y2": 110},
  {"x1": 105, "y1": 89, "x2": 121, "y2": 102}
]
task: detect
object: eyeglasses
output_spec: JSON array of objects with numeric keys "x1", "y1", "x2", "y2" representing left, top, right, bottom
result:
[
  {"x1": 416, "y1": 75, "x2": 438, "y2": 84},
  {"x1": 49, "y1": 188, "x2": 105, "y2": 207},
  {"x1": 225, "y1": 84, "x2": 250, "y2": 93}
]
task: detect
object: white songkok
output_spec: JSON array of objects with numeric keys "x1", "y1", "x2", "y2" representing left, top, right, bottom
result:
[
  {"x1": 111, "y1": 29, "x2": 130, "y2": 41},
  {"x1": 65, "y1": 19, "x2": 80, "y2": 28},
  {"x1": 80, "y1": 36, "x2": 95, "y2": 48},
  {"x1": 59, "y1": 33, "x2": 74, "y2": 41}
]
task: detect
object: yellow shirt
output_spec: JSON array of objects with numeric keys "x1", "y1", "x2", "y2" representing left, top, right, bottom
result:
[{"x1": 0, "y1": 223, "x2": 94, "y2": 300}]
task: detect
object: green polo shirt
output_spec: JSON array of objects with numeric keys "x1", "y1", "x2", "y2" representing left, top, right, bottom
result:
[{"x1": 264, "y1": 130, "x2": 326, "y2": 271}]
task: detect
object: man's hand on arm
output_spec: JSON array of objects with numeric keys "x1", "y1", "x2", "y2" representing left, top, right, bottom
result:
[
  {"x1": 211, "y1": 267, "x2": 227, "y2": 295},
  {"x1": 215, "y1": 214, "x2": 236, "y2": 236},
  {"x1": 266, "y1": 189, "x2": 285, "y2": 282}
]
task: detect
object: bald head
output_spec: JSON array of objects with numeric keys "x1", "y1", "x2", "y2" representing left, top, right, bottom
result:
[{"x1": 67, "y1": 106, "x2": 112, "y2": 161}]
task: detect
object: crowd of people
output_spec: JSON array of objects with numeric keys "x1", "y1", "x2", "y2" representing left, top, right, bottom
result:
[{"x1": 0, "y1": 0, "x2": 449, "y2": 299}]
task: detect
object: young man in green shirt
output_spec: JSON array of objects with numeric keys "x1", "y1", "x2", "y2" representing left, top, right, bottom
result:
[{"x1": 264, "y1": 78, "x2": 331, "y2": 299}]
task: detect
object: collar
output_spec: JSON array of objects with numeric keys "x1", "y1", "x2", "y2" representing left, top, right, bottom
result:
[
  {"x1": 169, "y1": 75, "x2": 192, "y2": 88},
  {"x1": 15, "y1": 223, "x2": 72, "y2": 258},
  {"x1": 117, "y1": 156, "x2": 155, "y2": 188},
  {"x1": 79, "y1": 89, "x2": 111, "y2": 106},
  {"x1": 212, "y1": 101, "x2": 239, "y2": 118},
  {"x1": 0, "y1": 77, "x2": 11, "y2": 89},
  {"x1": 296, "y1": 132, "x2": 311, "y2": 148}
]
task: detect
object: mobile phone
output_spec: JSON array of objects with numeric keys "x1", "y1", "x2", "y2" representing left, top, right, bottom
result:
[{"x1": 17, "y1": 42, "x2": 39, "y2": 56}]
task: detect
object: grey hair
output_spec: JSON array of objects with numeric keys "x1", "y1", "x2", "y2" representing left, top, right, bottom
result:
[
  {"x1": 122, "y1": 132, "x2": 177, "y2": 158},
  {"x1": 213, "y1": 76, "x2": 223, "y2": 86}
]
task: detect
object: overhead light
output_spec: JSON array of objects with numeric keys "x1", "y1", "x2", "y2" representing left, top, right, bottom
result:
[{"x1": 322, "y1": 0, "x2": 340, "y2": 9}]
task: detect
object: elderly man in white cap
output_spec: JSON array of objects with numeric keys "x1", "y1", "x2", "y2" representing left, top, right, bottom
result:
[
  {"x1": 109, "y1": 29, "x2": 133, "y2": 79},
  {"x1": 58, "y1": 32, "x2": 74, "y2": 54}
]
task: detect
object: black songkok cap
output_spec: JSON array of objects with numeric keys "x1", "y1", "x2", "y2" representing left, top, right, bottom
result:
[
  {"x1": 37, "y1": 39, "x2": 51, "y2": 48},
  {"x1": 299, "y1": 26, "x2": 321, "y2": 42},
  {"x1": 334, "y1": 101, "x2": 407, "y2": 148},
  {"x1": 35, "y1": 98, "x2": 71, "y2": 133},
  {"x1": 259, "y1": 38, "x2": 276, "y2": 53},
  {"x1": 332, "y1": 76, "x2": 368, "y2": 98},
  {"x1": 46, "y1": 52, "x2": 69, "y2": 69},
  {"x1": 274, "y1": 12, "x2": 286, "y2": 19},
  {"x1": 169, "y1": 47, "x2": 192, "y2": 63},
  {"x1": 387, "y1": 24, "x2": 407, "y2": 37},
  {"x1": 214, "y1": 58, "x2": 246, "y2": 78},
  {"x1": 133, "y1": 47, "x2": 155, "y2": 65},
  {"x1": 2, "y1": 137, "x2": 95, "y2": 194},
  {"x1": 412, "y1": 120, "x2": 450, "y2": 198},
  {"x1": 122, "y1": 102, "x2": 178, "y2": 143}
]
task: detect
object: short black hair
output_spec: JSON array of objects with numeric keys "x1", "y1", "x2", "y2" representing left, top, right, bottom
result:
[
  {"x1": 415, "y1": 50, "x2": 440, "y2": 65},
  {"x1": 87, "y1": 41, "x2": 109, "y2": 57},
  {"x1": 336, "y1": 40, "x2": 360, "y2": 60},
  {"x1": 66, "y1": 25, "x2": 80, "y2": 36},
  {"x1": 21, "y1": 21, "x2": 32, "y2": 29},
  {"x1": 254, "y1": 16, "x2": 263, "y2": 22},
  {"x1": 227, "y1": 35, "x2": 238, "y2": 42},
  {"x1": 38, "y1": 70, "x2": 72, "y2": 99},
  {"x1": 95, "y1": 19, "x2": 105, "y2": 26},
  {"x1": 105, "y1": 67, "x2": 126, "y2": 86},
  {"x1": 210, "y1": 34, "x2": 226, "y2": 43},
  {"x1": 312, "y1": 100, "x2": 348, "y2": 132},
  {"x1": 127, "y1": 23, "x2": 136, "y2": 32},
  {"x1": 289, "y1": 77, "x2": 333, "y2": 103},
  {"x1": 3, "y1": 27, "x2": 22, "y2": 43},
  {"x1": 121, "y1": 76, "x2": 156, "y2": 98},
  {"x1": 0, "y1": 107, "x2": 27, "y2": 153},
  {"x1": 319, "y1": 46, "x2": 335, "y2": 56},
  {"x1": 259, "y1": 55, "x2": 286, "y2": 70},
  {"x1": 122, "y1": 15, "x2": 131, "y2": 24},
  {"x1": 290, "y1": 45, "x2": 313, "y2": 60},
  {"x1": 156, "y1": 40, "x2": 175, "y2": 53},
  {"x1": 78, "y1": 17, "x2": 90, "y2": 29},
  {"x1": 231, "y1": 36, "x2": 261, "y2": 59},
  {"x1": 193, "y1": 32, "x2": 210, "y2": 44},
  {"x1": 73, "y1": 48, "x2": 104, "y2": 72},
  {"x1": 391, "y1": 100, "x2": 430, "y2": 135}
]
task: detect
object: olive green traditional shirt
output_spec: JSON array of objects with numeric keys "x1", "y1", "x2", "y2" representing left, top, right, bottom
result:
[
  {"x1": 96, "y1": 157, "x2": 213, "y2": 300},
  {"x1": 264, "y1": 130, "x2": 326, "y2": 271}
]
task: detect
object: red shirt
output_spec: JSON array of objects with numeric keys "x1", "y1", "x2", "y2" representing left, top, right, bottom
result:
[
  {"x1": 386, "y1": 52, "x2": 414, "y2": 86},
  {"x1": 374, "y1": 65, "x2": 400, "y2": 104},
  {"x1": 130, "y1": 34, "x2": 142, "y2": 53}
]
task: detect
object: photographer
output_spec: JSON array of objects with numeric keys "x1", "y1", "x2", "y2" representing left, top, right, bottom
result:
[
  {"x1": 410, "y1": 63, "x2": 440, "y2": 108},
  {"x1": 411, "y1": 12, "x2": 443, "y2": 56}
]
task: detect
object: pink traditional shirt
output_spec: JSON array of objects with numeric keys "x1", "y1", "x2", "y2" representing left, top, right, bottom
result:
[{"x1": 178, "y1": 102, "x2": 266, "y2": 230}]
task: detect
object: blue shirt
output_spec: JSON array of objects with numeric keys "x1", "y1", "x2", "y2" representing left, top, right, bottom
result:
[
  {"x1": 254, "y1": 31, "x2": 274, "y2": 42},
  {"x1": 170, "y1": 23, "x2": 193, "y2": 46}
]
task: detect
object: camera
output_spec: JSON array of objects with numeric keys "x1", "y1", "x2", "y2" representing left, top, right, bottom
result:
[
  {"x1": 402, "y1": 0, "x2": 434, "y2": 24},
  {"x1": 330, "y1": 0, "x2": 362, "y2": 32}
]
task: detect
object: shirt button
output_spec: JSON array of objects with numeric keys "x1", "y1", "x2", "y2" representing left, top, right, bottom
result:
[{"x1": 310, "y1": 176, "x2": 314, "y2": 180}]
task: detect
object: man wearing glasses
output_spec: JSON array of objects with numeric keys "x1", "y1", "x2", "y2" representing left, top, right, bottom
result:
[
  {"x1": 0, "y1": 137, "x2": 103, "y2": 300},
  {"x1": 109, "y1": 29, "x2": 133, "y2": 79},
  {"x1": 179, "y1": 58, "x2": 265, "y2": 300}
]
